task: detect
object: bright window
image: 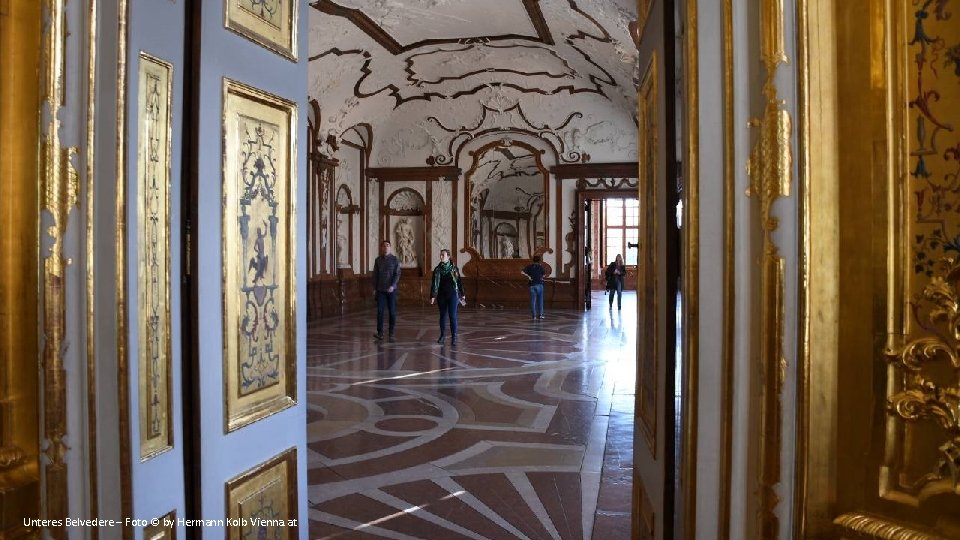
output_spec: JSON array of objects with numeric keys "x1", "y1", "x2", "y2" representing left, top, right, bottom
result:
[{"x1": 603, "y1": 198, "x2": 639, "y2": 266}]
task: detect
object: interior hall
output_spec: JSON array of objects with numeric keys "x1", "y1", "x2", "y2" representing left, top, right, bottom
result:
[{"x1": 3, "y1": 0, "x2": 957, "y2": 539}]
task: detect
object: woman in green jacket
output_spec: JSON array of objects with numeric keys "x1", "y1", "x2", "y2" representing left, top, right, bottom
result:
[{"x1": 430, "y1": 249, "x2": 466, "y2": 345}]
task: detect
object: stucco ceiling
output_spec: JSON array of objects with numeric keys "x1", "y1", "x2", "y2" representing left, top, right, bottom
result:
[{"x1": 308, "y1": 0, "x2": 640, "y2": 166}]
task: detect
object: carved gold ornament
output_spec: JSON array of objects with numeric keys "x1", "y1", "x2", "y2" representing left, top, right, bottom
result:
[
  {"x1": 886, "y1": 260, "x2": 960, "y2": 493},
  {"x1": 746, "y1": 0, "x2": 792, "y2": 537},
  {"x1": 833, "y1": 512, "x2": 950, "y2": 540}
]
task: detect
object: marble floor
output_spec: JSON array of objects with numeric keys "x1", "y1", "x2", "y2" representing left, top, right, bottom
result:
[{"x1": 307, "y1": 291, "x2": 637, "y2": 539}]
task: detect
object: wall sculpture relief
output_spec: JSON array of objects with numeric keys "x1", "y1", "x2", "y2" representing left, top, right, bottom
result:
[
  {"x1": 336, "y1": 216, "x2": 348, "y2": 268},
  {"x1": 368, "y1": 182, "x2": 380, "y2": 269},
  {"x1": 394, "y1": 217, "x2": 416, "y2": 265},
  {"x1": 431, "y1": 178, "x2": 453, "y2": 259},
  {"x1": 498, "y1": 233, "x2": 516, "y2": 259},
  {"x1": 385, "y1": 186, "x2": 426, "y2": 268}
]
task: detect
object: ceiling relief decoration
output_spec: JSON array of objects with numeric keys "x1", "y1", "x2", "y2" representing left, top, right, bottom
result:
[
  {"x1": 371, "y1": 89, "x2": 637, "y2": 166},
  {"x1": 309, "y1": 42, "x2": 613, "y2": 110},
  {"x1": 308, "y1": 0, "x2": 638, "y2": 166},
  {"x1": 405, "y1": 42, "x2": 575, "y2": 86},
  {"x1": 576, "y1": 177, "x2": 638, "y2": 190},
  {"x1": 312, "y1": 0, "x2": 554, "y2": 53},
  {"x1": 423, "y1": 89, "x2": 584, "y2": 164}
]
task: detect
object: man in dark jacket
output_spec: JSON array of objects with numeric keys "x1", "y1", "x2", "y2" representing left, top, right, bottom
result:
[{"x1": 372, "y1": 240, "x2": 401, "y2": 340}]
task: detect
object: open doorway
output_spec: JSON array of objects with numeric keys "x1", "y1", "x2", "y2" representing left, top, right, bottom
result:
[
  {"x1": 302, "y1": 0, "x2": 650, "y2": 537},
  {"x1": 586, "y1": 196, "x2": 641, "y2": 294}
]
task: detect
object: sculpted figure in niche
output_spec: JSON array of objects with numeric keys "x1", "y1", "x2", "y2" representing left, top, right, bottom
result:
[
  {"x1": 336, "y1": 216, "x2": 348, "y2": 268},
  {"x1": 394, "y1": 218, "x2": 416, "y2": 265},
  {"x1": 499, "y1": 236, "x2": 515, "y2": 259}
]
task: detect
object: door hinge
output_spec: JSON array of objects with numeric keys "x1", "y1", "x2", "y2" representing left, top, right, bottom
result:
[{"x1": 184, "y1": 219, "x2": 192, "y2": 279}]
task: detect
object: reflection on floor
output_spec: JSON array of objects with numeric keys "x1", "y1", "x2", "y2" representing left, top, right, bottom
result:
[{"x1": 307, "y1": 291, "x2": 637, "y2": 539}]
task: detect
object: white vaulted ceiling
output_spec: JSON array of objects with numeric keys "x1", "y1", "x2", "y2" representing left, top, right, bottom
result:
[{"x1": 308, "y1": 0, "x2": 639, "y2": 166}]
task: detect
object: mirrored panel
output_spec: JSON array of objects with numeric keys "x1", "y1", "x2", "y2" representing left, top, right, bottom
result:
[{"x1": 465, "y1": 140, "x2": 548, "y2": 259}]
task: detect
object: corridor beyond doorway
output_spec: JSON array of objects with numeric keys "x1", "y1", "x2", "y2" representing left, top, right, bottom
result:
[{"x1": 306, "y1": 292, "x2": 637, "y2": 539}]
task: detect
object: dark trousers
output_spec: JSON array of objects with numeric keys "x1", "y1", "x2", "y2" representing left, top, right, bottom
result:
[
  {"x1": 608, "y1": 280, "x2": 623, "y2": 308},
  {"x1": 376, "y1": 291, "x2": 397, "y2": 336},
  {"x1": 437, "y1": 294, "x2": 459, "y2": 336}
]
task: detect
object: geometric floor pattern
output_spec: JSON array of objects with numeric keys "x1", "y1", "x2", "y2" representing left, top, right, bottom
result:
[{"x1": 307, "y1": 291, "x2": 637, "y2": 539}]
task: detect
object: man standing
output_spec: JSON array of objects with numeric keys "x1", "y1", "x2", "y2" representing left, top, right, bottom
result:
[{"x1": 373, "y1": 240, "x2": 401, "y2": 341}]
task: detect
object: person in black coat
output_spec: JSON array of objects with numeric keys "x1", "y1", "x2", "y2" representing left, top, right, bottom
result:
[
  {"x1": 430, "y1": 249, "x2": 466, "y2": 345},
  {"x1": 605, "y1": 254, "x2": 625, "y2": 310}
]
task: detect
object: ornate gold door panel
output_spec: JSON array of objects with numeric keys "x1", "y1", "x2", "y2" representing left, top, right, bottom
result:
[
  {"x1": 799, "y1": 0, "x2": 960, "y2": 537},
  {"x1": 187, "y1": 1, "x2": 307, "y2": 534},
  {"x1": 0, "y1": 0, "x2": 41, "y2": 536}
]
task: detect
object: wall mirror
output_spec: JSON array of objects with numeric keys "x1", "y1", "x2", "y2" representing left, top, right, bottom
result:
[{"x1": 465, "y1": 139, "x2": 549, "y2": 259}]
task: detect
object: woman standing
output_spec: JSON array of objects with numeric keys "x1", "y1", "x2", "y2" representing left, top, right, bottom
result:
[
  {"x1": 605, "y1": 254, "x2": 625, "y2": 310},
  {"x1": 431, "y1": 249, "x2": 466, "y2": 345}
]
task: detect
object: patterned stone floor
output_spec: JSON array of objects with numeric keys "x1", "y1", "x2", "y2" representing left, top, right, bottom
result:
[{"x1": 307, "y1": 291, "x2": 637, "y2": 539}]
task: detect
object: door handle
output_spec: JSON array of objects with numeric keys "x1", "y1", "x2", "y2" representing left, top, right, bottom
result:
[{"x1": 628, "y1": 242, "x2": 639, "y2": 249}]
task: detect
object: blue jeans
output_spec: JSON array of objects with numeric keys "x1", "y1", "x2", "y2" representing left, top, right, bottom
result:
[
  {"x1": 437, "y1": 294, "x2": 459, "y2": 336},
  {"x1": 529, "y1": 283, "x2": 544, "y2": 317},
  {"x1": 376, "y1": 291, "x2": 397, "y2": 336},
  {"x1": 608, "y1": 280, "x2": 623, "y2": 308}
]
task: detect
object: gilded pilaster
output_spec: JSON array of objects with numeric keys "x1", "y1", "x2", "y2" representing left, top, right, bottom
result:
[
  {"x1": 38, "y1": 0, "x2": 79, "y2": 536},
  {"x1": 746, "y1": 0, "x2": 793, "y2": 537}
]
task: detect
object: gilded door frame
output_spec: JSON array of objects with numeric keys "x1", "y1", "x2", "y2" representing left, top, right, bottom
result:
[
  {"x1": 0, "y1": 0, "x2": 42, "y2": 534},
  {"x1": 797, "y1": 0, "x2": 960, "y2": 536}
]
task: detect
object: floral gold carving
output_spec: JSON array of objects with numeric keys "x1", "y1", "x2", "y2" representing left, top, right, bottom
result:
[
  {"x1": 885, "y1": 258, "x2": 960, "y2": 494},
  {"x1": 746, "y1": 0, "x2": 792, "y2": 536},
  {"x1": 38, "y1": 0, "x2": 76, "y2": 533},
  {"x1": 833, "y1": 512, "x2": 948, "y2": 540}
]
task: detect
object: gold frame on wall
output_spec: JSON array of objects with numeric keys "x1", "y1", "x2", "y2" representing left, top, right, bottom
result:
[
  {"x1": 224, "y1": 0, "x2": 298, "y2": 61},
  {"x1": 143, "y1": 510, "x2": 176, "y2": 540},
  {"x1": 136, "y1": 51, "x2": 174, "y2": 460},
  {"x1": 225, "y1": 448, "x2": 299, "y2": 540},
  {"x1": 637, "y1": 52, "x2": 658, "y2": 455},
  {"x1": 636, "y1": 0, "x2": 653, "y2": 37},
  {"x1": 798, "y1": 0, "x2": 960, "y2": 537},
  {"x1": 222, "y1": 78, "x2": 297, "y2": 432}
]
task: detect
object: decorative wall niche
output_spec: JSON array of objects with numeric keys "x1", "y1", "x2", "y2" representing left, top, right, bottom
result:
[
  {"x1": 335, "y1": 185, "x2": 360, "y2": 269},
  {"x1": 385, "y1": 187, "x2": 425, "y2": 269}
]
